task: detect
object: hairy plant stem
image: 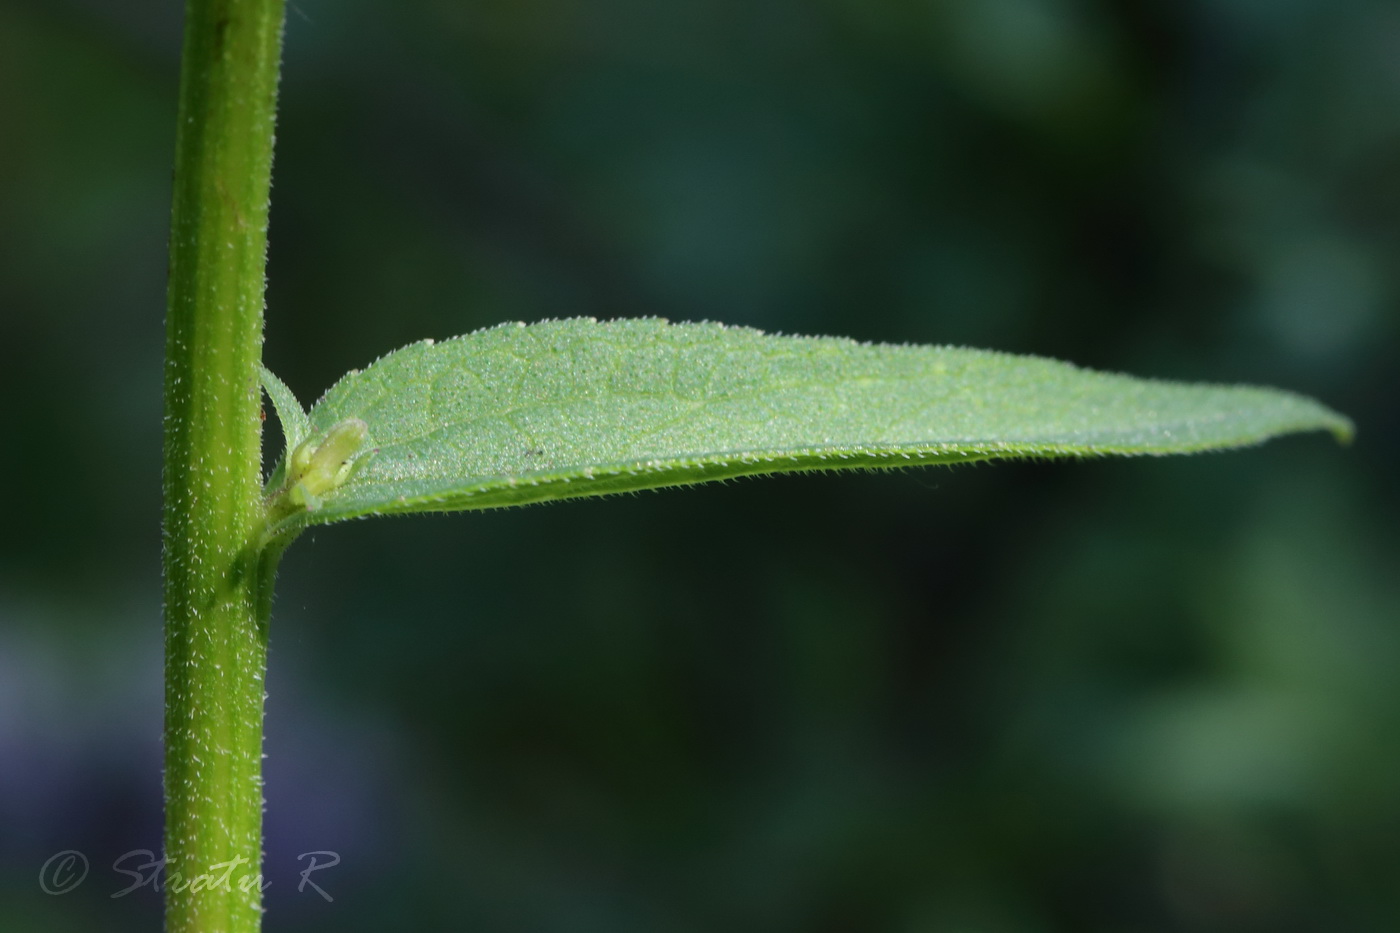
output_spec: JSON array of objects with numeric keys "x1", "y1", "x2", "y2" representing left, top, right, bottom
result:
[{"x1": 162, "y1": 0, "x2": 285, "y2": 930}]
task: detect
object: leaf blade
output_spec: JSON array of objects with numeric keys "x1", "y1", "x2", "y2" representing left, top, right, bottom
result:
[
  {"x1": 259, "y1": 364, "x2": 311, "y2": 492},
  {"x1": 260, "y1": 364, "x2": 310, "y2": 453},
  {"x1": 291, "y1": 318, "x2": 1351, "y2": 527}
]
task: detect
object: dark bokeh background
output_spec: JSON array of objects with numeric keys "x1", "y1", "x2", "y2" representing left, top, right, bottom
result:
[{"x1": 2, "y1": 0, "x2": 1397, "y2": 930}]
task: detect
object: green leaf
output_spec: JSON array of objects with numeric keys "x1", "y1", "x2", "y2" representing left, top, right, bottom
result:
[
  {"x1": 259, "y1": 364, "x2": 311, "y2": 491},
  {"x1": 261, "y1": 364, "x2": 310, "y2": 453},
  {"x1": 274, "y1": 318, "x2": 1351, "y2": 532}
]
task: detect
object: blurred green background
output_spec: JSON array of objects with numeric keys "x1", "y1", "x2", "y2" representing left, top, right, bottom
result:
[{"x1": 1, "y1": 0, "x2": 1397, "y2": 930}]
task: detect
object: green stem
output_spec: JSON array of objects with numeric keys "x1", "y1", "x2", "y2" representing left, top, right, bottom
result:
[{"x1": 162, "y1": 1, "x2": 285, "y2": 931}]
